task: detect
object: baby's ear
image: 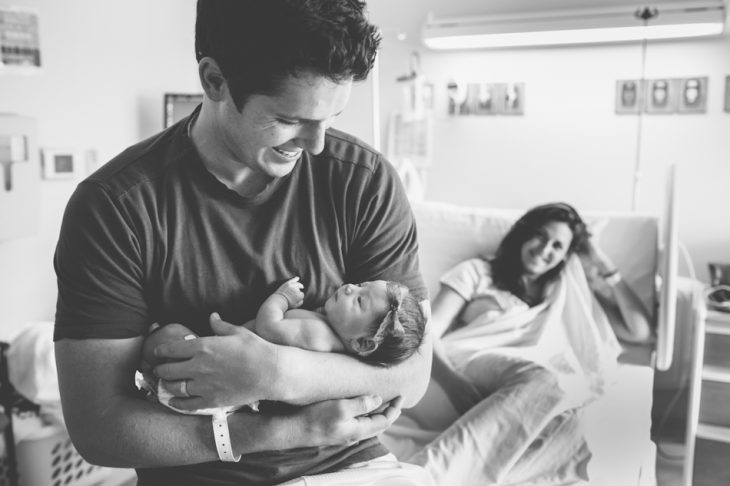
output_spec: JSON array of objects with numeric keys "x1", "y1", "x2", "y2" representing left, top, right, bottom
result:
[{"x1": 351, "y1": 337, "x2": 378, "y2": 356}]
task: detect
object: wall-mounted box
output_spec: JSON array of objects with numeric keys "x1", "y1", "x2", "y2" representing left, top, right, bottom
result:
[
  {"x1": 645, "y1": 78, "x2": 679, "y2": 114},
  {"x1": 473, "y1": 83, "x2": 501, "y2": 115},
  {"x1": 678, "y1": 77, "x2": 708, "y2": 114},
  {"x1": 615, "y1": 79, "x2": 644, "y2": 114},
  {"x1": 616, "y1": 77, "x2": 709, "y2": 115},
  {"x1": 503, "y1": 82, "x2": 525, "y2": 115},
  {"x1": 0, "y1": 114, "x2": 39, "y2": 241}
]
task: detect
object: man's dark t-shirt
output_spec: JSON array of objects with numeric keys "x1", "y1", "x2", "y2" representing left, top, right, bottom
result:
[{"x1": 53, "y1": 113, "x2": 426, "y2": 485}]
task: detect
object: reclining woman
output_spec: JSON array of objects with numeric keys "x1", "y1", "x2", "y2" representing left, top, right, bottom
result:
[
  {"x1": 431, "y1": 202, "x2": 652, "y2": 345},
  {"x1": 382, "y1": 202, "x2": 653, "y2": 485}
]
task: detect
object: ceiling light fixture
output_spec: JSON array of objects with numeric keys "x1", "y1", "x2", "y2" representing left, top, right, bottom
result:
[{"x1": 422, "y1": 1, "x2": 726, "y2": 50}]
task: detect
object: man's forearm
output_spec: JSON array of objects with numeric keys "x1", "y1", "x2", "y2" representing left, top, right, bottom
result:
[
  {"x1": 273, "y1": 328, "x2": 433, "y2": 408},
  {"x1": 69, "y1": 394, "x2": 330, "y2": 468},
  {"x1": 69, "y1": 396, "x2": 214, "y2": 467},
  {"x1": 56, "y1": 338, "x2": 289, "y2": 468}
]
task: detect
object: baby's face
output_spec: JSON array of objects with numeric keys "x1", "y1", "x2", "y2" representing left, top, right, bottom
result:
[{"x1": 324, "y1": 280, "x2": 390, "y2": 344}]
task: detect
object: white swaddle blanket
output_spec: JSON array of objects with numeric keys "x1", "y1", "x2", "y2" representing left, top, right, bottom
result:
[{"x1": 442, "y1": 256, "x2": 622, "y2": 408}]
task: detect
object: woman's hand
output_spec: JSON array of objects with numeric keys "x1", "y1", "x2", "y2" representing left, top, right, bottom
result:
[
  {"x1": 579, "y1": 236, "x2": 617, "y2": 277},
  {"x1": 578, "y1": 236, "x2": 653, "y2": 344}
]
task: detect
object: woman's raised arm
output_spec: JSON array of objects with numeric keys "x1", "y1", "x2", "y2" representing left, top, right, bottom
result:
[
  {"x1": 580, "y1": 239, "x2": 653, "y2": 343},
  {"x1": 429, "y1": 285, "x2": 468, "y2": 339}
]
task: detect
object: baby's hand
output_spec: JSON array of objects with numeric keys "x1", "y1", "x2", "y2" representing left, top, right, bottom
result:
[{"x1": 276, "y1": 277, "x2": 304, "y2": 308}]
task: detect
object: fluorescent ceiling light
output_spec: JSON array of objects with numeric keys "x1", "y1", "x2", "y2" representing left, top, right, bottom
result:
[{"x1": 422, "y1": 1, "x2": 727, "y2": 49}]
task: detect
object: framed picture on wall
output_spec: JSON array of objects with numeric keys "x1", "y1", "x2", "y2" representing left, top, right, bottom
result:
[
  {"x1": 446, "y1": 79, "x2": 468, "y2": 116},
  {"x1": 678, "y1": 76, "x2": 708, "y2": 114},
  {"x1": 502, "y1": 82, "x2": 525, "y2": 115},
  {"x1": 615, "y1": 80, "x2": 644, "y2": 114},
  {"x1": 472, "y1": 83, "x2": 502, "y2": 115},
  {"x1": 458, "y1": 83, "x2": 481, "y2": 115},
  {"x1": 41, "y1": 148, "x2": 78, "y2": 180},
  {"x1": 164, "y1": 93, "x2": 204, "y2": 128},
  {"x1": 725, "y1": 75, "x2": 730, "y2": 113},
  {"x1": 645, "y1": 78, "x2": 679, "y2": 114},
  {"x1": 0, "y1": 6, "x2": 42, "y2": 69}
]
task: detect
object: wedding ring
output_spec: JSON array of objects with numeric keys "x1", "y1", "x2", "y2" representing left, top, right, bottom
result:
[{"x1": 180, "y1": 379, "x2": 190, "y2": 397}]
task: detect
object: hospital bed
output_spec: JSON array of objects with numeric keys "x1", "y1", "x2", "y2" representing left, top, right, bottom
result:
[{"x1": 375, "y1": 200, "x2": 704, "y2": 485}]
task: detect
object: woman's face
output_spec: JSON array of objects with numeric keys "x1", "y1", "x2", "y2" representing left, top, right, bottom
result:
[{"x1": 520, "y1": 221, "x2": 574, "y2": 277}]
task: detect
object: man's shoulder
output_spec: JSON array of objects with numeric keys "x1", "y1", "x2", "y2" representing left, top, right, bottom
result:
[
  {"x1": 320, "y1": 128, "x2": 382, "y2": 174},
  {"x1": 83, "y1": 123, "x2": 192, "y2": 200}
]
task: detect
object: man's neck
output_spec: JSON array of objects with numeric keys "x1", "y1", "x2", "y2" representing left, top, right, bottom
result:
[{"x1": 189, "y1": 106, "x2": 272, "y2": 197}]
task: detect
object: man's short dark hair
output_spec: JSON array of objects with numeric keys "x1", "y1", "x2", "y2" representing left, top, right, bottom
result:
[{"x1": 195, "y1": 0, "x2": 381, "y2": 110}]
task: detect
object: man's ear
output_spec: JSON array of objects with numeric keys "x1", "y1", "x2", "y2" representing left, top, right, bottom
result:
[
  {"x1": 350, "y1": 337, "x2": 377, "y2": 355},
  {"x1": 198, "y1": 57, "x2": 227, "y2": 102}
]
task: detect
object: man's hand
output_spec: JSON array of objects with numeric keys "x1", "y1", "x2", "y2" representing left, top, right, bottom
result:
[
  {"x1": 272, "y1": 395, "x2": 404, "y2": 449},
  {"x1": 276, "y1": 277, "x2": 305, "y2": 309},
  {"x1": 153, "y1": 314, "x2": 279, "y2": 410}
]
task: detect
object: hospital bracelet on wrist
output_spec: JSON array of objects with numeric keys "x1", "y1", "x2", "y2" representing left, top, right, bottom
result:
[
  {"x1": 602, "y1": 270, "x2": 622, "y2": 287},
  {"x1": 212, "y1": 412, "x2": 241, "y2": 462}
]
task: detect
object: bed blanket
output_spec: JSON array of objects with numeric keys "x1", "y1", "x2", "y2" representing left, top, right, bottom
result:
[
  {"x1": 443, "y1": 256, "x2": 621, "y2": 408},
  {"x1": 381, "y1": 257, "x2": 624, "y2": 485}
]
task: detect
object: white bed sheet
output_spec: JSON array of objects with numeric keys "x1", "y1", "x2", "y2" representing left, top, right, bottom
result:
[
  {"x1": 581, "y1": 363, "x2": 656, "y2": 486},
  {"x1": 381, "y1": 362, "x2": 656, "y2": 486}
]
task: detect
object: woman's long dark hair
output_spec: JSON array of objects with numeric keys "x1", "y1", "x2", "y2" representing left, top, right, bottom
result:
[{"x1": 490, "y1": 202, "x2": 590, "y2": 306}]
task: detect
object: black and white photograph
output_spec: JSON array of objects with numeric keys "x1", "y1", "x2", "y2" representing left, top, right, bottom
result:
[{"x1": 1, "y1": 1, "x2": 729, "y2": 486}]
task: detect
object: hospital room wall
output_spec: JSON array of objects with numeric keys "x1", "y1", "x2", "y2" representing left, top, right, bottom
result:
[
  {"x1": 371, "y1": 27, "x2": 730, "y2": 285},
  {"x1": 0, "y1": 0, "x2": 199, "y2": 340}
]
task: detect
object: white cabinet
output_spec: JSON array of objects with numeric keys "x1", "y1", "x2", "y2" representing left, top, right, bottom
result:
[{"x1": 685, "y1": 309, "x2": 730, "y2": 486}]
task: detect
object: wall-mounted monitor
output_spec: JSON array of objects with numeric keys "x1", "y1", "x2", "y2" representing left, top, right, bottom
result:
[{"x1": 163, "y1": 93, "x2": 203, "y2": 129}]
